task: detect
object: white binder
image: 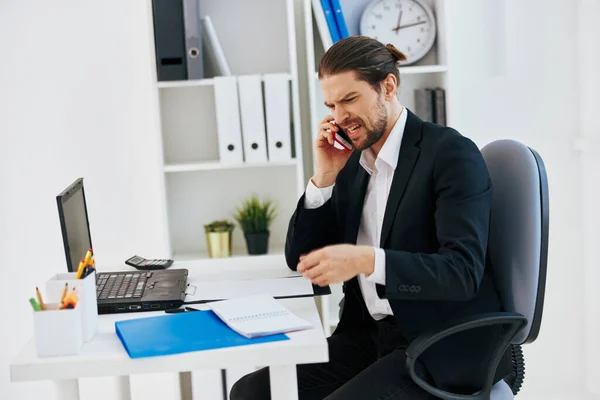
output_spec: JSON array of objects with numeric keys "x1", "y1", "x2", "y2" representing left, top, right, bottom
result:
[
  {"x1": 214, "y1": 76, "x2": 244, "y2": 164},
  {"x1": 237, "y1": 75, "x2": 268, "y2": 163},
  {"x1": 263, "y1": 73, "x2": 292, "y2": 162}
]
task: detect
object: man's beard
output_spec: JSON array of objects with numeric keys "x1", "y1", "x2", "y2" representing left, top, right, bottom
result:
[{"x1": 354, "y1": 102, "x2": 388, "y2": 151}]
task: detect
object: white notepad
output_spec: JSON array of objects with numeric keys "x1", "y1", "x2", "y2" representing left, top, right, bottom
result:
[{"x1": 208, "y1": 294, "x2": 313, "y2": 338}]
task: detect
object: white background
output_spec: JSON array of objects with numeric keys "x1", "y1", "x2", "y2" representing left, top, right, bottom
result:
[{"x1": 1, "y1": 0, "x2": 599, "y2": 399}]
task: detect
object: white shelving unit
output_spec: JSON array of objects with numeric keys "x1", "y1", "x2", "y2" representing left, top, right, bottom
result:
[
  {"x1": 147, "y1": 2, "x2": 309, "y2": 397},
  {"x1": 150, "y1": 0, "x2": 306, "y2": 261},
  {"x1": 301, "y1": 0, "x2": 454, "y2": 336}
]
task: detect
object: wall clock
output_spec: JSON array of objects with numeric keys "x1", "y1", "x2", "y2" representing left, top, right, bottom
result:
[{"x1": 359, "y1": 0, "x2": 437, "y2": 65}]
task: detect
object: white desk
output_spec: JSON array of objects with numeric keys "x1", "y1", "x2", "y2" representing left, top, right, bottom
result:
[{"x1": 9, "y1": 258, "x2": 329, "y2": 400}]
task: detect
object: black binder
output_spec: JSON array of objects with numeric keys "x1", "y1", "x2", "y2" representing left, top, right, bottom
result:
[{"x1": 152, "y1": 0, "x2": 187, "y2": 81}]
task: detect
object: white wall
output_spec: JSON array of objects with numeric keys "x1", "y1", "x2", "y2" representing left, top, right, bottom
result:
[
  {"x1": 0, "y1": 1, "x2": 169, "y2": 399},
  {"x1": 445, "y1": 1, "x2": 599, "y2": 398},
  {"x1": 577, "y1": 0, "x2": 600, "y2": 396}
]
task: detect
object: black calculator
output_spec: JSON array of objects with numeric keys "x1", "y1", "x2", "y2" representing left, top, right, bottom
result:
[{"x1": 125, "y1": 255, "x2": 173, "y2": 270}]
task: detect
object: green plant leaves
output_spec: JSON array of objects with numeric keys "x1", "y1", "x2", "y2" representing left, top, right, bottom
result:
[{"x1": 233, "y1": 195, "x2": 277, "y2": 234}]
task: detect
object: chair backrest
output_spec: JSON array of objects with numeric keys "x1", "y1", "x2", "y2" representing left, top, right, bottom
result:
[{"x1": 481, "y1": 140, "x2": 549, "y2": 345}]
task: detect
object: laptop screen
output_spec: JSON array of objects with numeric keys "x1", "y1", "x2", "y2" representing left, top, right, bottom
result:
[{"x1": 56, "y1": 178, "x2": 93, "y2": 273}]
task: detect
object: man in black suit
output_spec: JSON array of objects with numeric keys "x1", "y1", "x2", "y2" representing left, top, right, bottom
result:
[{"x1": 230, "y1": 36, "x2": 510, "y2": 400}]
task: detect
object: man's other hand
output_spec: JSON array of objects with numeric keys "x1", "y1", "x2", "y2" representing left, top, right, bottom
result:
[{"x1": 297, "y1": 244, "x2": 375, "y2": 286}]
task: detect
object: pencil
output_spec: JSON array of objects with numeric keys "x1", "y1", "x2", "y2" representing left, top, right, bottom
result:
[
  {"x1": 75, "y1": 259, "x2": 85, "y2": 279},
  {"x1": 60, "y1": 282, "x2": 68, "y2": 303},
  {"x1": 83, "y1": 248, "x2": 93, "y2": 266},
  {"x1": 35, "y1": 287, "x2": 45, "y2": 311}
]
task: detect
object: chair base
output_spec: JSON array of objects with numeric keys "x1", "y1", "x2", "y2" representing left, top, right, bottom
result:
[{"x1": 503, "y1": 344, "x2": 525, "y2": 395}]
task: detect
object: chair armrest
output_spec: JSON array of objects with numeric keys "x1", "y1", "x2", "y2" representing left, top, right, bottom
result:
[{"x1": 406, "y1": 312, "x2": 527, "y2": 400}]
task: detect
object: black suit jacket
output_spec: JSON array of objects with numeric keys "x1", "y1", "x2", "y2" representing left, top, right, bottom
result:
[{"x1": 285, "y1": 110, "x2": 511, "y2": 393}]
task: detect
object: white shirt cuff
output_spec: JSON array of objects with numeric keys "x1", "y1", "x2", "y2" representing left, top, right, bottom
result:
[
  {"x1": 304, "y1": 179, "x2": 334, "y2": 209},
  {"x1": 366, "y1": 247, "x2": 386, "y2": 285}
]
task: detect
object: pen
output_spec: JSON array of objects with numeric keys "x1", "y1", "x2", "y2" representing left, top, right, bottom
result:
[
  {"x1": 165, "y1": 308, "x2": 186, "y2": 314},
  {"x1": 35, "y1": 287, "x2": 45, "y2": 311},
  {"x1": 81, "y1": 263, "x2": 96, "y2": 279},
  {"x1": 165, "y1": 307, "x2": 200, "y2": 314},
  {"x1": 29, "y1": 298, "x2": 41, "y2": 311}
]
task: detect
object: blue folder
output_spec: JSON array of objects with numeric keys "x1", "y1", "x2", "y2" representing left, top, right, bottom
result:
[
  {"x1": 320, "y1": 0, "x2": 340, "y2": 43},
  {"x1": 330, "y1": 0, "x2": 349, "y2": 39},
  {"x1": 115, "y1": 310, "x2": 289, "y2": 359}
]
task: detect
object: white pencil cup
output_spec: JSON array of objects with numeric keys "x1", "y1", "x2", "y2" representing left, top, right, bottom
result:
[
  {"x1": 33, "y1": 302, "x2": 83, "y2": 357},
  {"x1": 45, "y1": 270, "x2": 98, "y2": 342}
]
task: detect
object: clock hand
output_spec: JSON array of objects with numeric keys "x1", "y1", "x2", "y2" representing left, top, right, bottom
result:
[
  {"x1": 393, "y1": 10, "x2": 403, "y2": 34},
  {"x1": 395, "y1": 20, "x2": 427, "y2": 30}
]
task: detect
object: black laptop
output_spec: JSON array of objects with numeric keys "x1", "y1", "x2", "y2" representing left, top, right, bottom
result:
[{"x1": 56, "y1": 178, "x2": 188, "y2": 314}]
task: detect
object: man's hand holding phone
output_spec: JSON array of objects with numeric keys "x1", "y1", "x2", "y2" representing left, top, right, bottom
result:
[{"x1": 312, "y1": 115, "x2": 353, "y2": 188}]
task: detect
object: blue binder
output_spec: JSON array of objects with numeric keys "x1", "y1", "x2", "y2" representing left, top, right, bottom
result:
[
  {"x1": 330, "y1": 0, "x2": 349, "y2": 39},
  {"x1": 320, "y1": 0, "x2": 340, "y2": 43},
  {"x1": 115, "y1": 310, "x2": 289, "y2": 359}
]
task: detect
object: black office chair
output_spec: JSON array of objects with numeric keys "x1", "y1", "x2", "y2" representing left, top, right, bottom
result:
[{"x1": 405, "y1": 139, "x2": 549, "y2": 399}]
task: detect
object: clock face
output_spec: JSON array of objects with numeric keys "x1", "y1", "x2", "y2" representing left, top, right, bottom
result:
[{"x1": 359, "y1": 0, "x2": 436, "y2": 65}]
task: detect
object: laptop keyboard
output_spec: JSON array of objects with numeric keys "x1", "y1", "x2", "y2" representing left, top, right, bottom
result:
[{"x1": 96, "y1": 272, "x2": 152, "y2": 300}]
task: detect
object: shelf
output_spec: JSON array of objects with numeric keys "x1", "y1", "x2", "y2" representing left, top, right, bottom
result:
[
  {"x1": 157, "y1": 78, "x2": 215, "y2": 88},
  {"x1": 399, "y1": 65, "x2": 449, "y2": 74},
  {"x1": 313, "y1": 65, "x2": 448, "y2": 80},
  {"x1": 164, "y1": 159, "x2": 298, "y2": 173},
  {"x1": 158, "y1": 73, "x2": 293, "y2": 89}
]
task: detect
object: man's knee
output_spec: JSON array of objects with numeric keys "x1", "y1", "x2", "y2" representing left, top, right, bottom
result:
[{"x1": 229, "y1": 368, "x2": 270, "y2": 400}]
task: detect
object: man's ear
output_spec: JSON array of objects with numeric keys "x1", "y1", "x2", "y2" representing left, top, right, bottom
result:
[{"x1": 382, "y1": 73, "x2": 398, "y2": 100}]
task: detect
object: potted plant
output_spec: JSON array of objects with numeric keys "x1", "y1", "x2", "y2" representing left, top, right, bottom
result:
[
  {"x1": 233, "y1": 195, "x2": 276, "y2": 255},
  {"x1": 203, "y1": 219, "x2": 235, "y2": 258}
]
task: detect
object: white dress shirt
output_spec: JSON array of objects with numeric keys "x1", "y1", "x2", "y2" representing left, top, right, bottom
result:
[{"x1": 304, "y1": 108, "x2": 407, "y2": 320}]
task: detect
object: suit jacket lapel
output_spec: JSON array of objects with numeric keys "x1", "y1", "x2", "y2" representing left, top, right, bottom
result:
[
  {"x1": 379, "y1": 110, "x2": 422, "y2": 247},
  {"x1": 344, "y1": 161, "x2": 370, "y2": 244}
]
